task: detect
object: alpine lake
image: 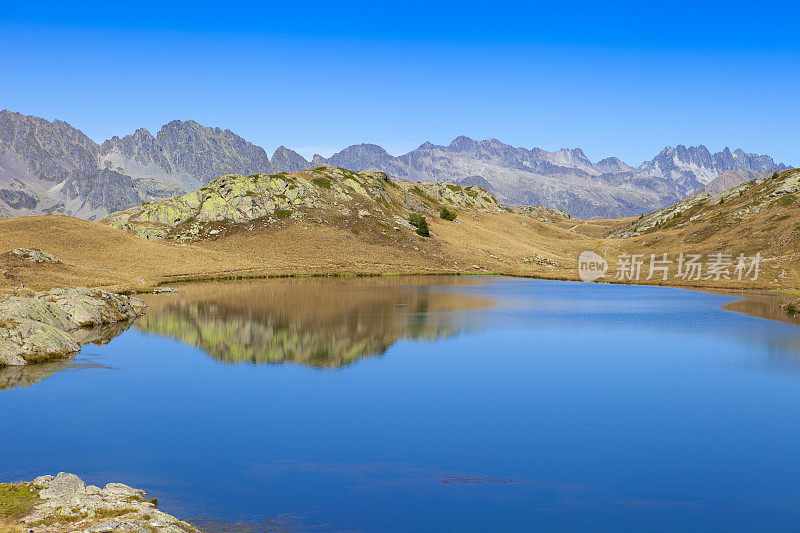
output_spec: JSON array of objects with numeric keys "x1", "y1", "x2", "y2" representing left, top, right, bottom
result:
[{"x1": 3, "y1": 277, "x2": 800, "y2": 532}]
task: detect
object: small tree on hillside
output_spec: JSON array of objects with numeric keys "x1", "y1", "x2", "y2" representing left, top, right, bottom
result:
[
  {"x1": 408, "y1": 212, "x2": 430, "y2": 237},
  {"x1": 439, "y1": 207, "x2": 457, "y2": 221}
]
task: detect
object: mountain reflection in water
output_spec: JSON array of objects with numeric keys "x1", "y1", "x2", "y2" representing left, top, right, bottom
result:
[{"x1": 135, "y1": 277, "x2": 494, "y2": 367}]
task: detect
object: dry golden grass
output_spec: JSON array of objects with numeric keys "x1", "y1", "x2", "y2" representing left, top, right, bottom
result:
[{"x1": 0, "y1": 193, "x2": 797, "y2": 293}]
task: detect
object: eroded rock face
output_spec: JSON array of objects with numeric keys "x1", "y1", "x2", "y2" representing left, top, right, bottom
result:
[
  {"x1": 16, "y1": 472, "x2": 199, "y2": 532},
  {"x1": 0, "y1": 288, "x2": 146, "y2": 366}
]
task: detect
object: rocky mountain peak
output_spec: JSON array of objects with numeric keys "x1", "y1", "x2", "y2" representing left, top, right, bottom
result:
[
  {"x1": 447, "y1": 135, "x2": 478, "y2": 152},
  {"x1": 595, "y1": 156, "x2": 633, "y2": 174},
  {"x1": 270, "y1": 146, "x2": 310, "y2": 173}
]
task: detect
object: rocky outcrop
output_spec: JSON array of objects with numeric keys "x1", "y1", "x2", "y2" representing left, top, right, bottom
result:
[
  {"x1": 0, "y1": 288, "x2": 146, "y2": 366},
  {"x1": 513, "y1": 205, "x2": 569, "y2": 223},
  {"x1": 105, "y1": 166, "x2": 401, "y2": 240},
  {"x1": 104, "y1": 166, "x2": 507, "y2": 241},
  {"x1": 9, "y1": 248, "x2": 59, "y2": 263},
  {"x1": 406, "y1": 182, "x2": 502, "y2": 212},
  {"x1": 8, "y1": 472, "x2": 198, "y2": 532}
]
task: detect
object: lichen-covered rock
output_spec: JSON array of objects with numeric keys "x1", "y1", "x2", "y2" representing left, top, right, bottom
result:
[
  {"x1": 0, "y1": 318, "x2": 79, "y2": 365},
  {"x1": 0, "y1": 294, "x2": 77, "y2": 330},
  {"x1": 13, "y1": 472, "x2": 199, "y2": 532},
  {"x1": 45, "y1": 287, "x2": 147, "y2": 327},
  {"x1": 103, "y1": 165, "x2": 506, "y2": 241},
  {"x1": 10, "y1": 248, "x2": 60, "y2": 263},
  {"x1": 0, "y1": 289, "x2": 146, "y2": 367},
  {"x1": 514, "y1": 205, "x2": 569, "y2": 223},
  {"x1": 104, "y1": 166, "x2": 401, "y2": 240},
  {"x1": 404, "y1": 182, "x2": 502, "y2": 212}
]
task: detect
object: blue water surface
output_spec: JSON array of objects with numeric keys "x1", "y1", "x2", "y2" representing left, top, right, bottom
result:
[{"x1": 2, "y1": 278, "x2": 800, "y2": 532}]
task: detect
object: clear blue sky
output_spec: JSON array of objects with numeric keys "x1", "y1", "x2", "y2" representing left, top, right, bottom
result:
[{"x1": 1, "y1": 0, "x2": 797, "y2": 165}]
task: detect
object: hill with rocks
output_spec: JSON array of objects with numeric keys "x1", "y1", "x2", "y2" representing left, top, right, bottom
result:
[{"x1": 104, "y1": 166, "x2": 501, "y2": 241}]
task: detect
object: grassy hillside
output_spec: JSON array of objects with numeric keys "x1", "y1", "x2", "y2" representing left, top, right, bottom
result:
[
  {"x1": 603, "y1": 168, "x2": 800, "y2": 289},
  {"x1": 0, "y1": 166, "x2": 796, "y2": 293}
]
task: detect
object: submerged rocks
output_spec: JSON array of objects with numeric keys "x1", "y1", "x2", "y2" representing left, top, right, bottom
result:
[
  {"x1": 0, "y1": 288, "x2": 146, "y2": 367},
  {"x1": 13, "y1": 472, "x2": 199, "y2": 532}
]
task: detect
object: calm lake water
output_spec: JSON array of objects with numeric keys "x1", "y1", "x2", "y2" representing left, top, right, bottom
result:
[{"x1": 3, "y1": 277, "x2": 800, "y2": 531}]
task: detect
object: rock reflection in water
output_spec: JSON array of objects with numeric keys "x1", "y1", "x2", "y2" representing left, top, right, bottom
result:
[
  {"x1": 136, "y1": 277, "x2": 493, "y2": 367},
  {"x1": 0, "y1": 321, "x2": 127, "y2": 390}
]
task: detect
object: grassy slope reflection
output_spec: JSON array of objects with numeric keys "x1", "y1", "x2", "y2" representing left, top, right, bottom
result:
[
  {"x1": 723, "y1": 293, "x2": 800, "y2": 327},
  {"x1": 136, "y1": 277, "x2": 493, "y2": 367}
]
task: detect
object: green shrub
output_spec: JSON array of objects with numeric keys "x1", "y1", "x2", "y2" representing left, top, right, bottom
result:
[
  {"x1": 312, "y1": 177, "x2": 332, "y2": 189},
  {"x1": 275, "y1": 209, "x2": 292, "y2": 218},
  {"x1": 439, "y1": 207, "x2": 457, "y2": 221},
  {"x1": 408, "y1": 213, "x2": 430, "y2": 237},
  {"x1": 409, "y1": 212, "x2": 425, "y2": 227}
]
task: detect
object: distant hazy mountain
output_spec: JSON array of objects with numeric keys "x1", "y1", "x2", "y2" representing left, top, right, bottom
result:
[
  {"x1": 0, "y1": 109, "x2": 790, "y2": 219},
  {"x1": 638, "y1": 145, "x2": 783, "y2": 195},
  {"x1": 100, "y1": 120, "x2": 271, "y2": 190},
  {"x1": 0, "y1": 110, "x2": 143, "y2": 219},
  {"x1": 307, "y1": 137, "x2": 789, "y2": 218},
  {"x1": 0, "y1": 111, "x2": 273, "y2": 219}
]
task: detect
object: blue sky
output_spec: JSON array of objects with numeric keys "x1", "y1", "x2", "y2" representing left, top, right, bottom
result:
[{"x1": 1, "y1": 0, "x2": 797, "y2": 165}]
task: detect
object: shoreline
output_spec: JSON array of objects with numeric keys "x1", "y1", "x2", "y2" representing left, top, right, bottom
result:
[
  {"x1": 1, "y1": 473, "x2": 198, "y2": 533},
  {"x1": 0, "y1": 288, "x2": 146, "y2": 368}
]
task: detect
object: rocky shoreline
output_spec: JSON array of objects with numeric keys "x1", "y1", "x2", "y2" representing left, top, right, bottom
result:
[
  {"x1": 0, "y1": 287, "x2": 146, "y2": 367},
  {"x1": 1, "y1": 472, "x2": 198, "y2": 532}
]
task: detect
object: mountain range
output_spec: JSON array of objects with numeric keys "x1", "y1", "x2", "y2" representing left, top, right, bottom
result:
[{"x1": 0, "y1": 109, "x2": 790, "y2": 219}]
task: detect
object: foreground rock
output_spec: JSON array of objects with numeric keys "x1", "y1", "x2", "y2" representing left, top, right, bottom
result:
[
  {"x1": 2, "y1": 472, "x2": 198, "y2": 532},
  {"x1": 0, "y1": 288, "x2": 146, "y2": 366}
]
